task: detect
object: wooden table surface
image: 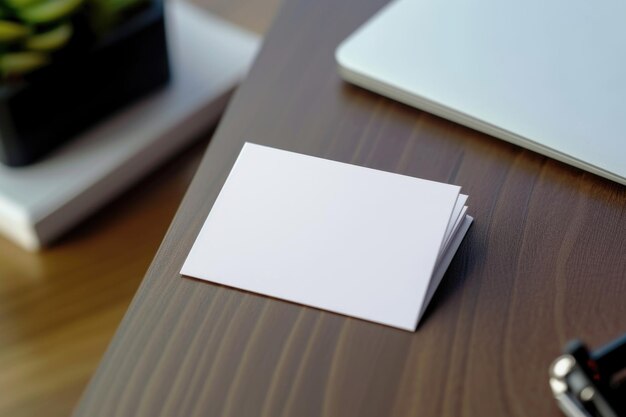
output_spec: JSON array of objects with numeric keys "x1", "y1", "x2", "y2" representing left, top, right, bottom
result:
[{"x1": 73, "y1": 0, "x2": 626, "y2": 416}]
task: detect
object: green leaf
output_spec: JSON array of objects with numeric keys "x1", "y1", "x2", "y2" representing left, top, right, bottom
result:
[
  {"x1": 0, "y1": 20, "x2": 29, "y2": 42},
  {"x1": 0, "y1": 51, "x2": 48, "y2": 75},
  {"x1": 4, "y1": 0, "x2": 46, "y2": 11},
  {"x1": 19, "y1": 0, "x2": 84, "y2": 24},
  {"x1": 25, "y1": 22, "x2": 71, "y2": 50}
]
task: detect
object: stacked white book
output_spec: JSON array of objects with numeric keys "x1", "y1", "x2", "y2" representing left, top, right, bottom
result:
[
  {"x1": 0, "y1": 1, "x2": 260, "y2": 250},
  {"x1": 182, "y1": 143, "x2": 473, "y2": 331}
]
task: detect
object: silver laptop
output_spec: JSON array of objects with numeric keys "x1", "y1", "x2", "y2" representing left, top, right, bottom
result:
[{"x1": 336, "y1": 0, "x2": 626, "y2": 185}]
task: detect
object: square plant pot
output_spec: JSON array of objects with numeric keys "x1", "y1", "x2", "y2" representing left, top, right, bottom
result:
[{"x1": 0, "y1": 0, "x2": 170, "y2": 166}]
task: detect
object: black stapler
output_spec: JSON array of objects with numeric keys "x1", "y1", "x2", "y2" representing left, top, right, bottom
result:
[{"x1": 550, "y1": 333, "x2": 626, "y2": 417}]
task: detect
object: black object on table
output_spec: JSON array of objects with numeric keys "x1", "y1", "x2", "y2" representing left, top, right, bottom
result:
[
  {"x1": 0, "y1": 0, "x2": 170, "y2": 167},
  {"x1": 550, "y1": 333, "x2": 626, "y2": 417}
]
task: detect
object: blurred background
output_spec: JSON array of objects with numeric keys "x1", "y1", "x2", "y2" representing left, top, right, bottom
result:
[{"x1": 0, "y1": 0, "x2": 280, "y2": 415}]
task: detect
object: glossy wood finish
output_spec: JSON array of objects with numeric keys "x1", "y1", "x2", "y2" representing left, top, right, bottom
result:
[
  {"x1": 0, "y1": 141, "x2": 206, "y2": 417},
  {"x1": 73, "y1": 0, "x2": 626, "y2": 416},
  {"x1": 0, "y1": 1, "x2": 279, "y2": 416}
]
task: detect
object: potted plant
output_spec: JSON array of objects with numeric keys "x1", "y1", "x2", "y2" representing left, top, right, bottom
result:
[{"x1": 0, "y1": 0, "x2": 169, "y2": 166}]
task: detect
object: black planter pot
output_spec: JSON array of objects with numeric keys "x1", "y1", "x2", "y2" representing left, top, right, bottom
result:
[{"x1": 0, "y1": 0, "x2": 170, "y2": 167}]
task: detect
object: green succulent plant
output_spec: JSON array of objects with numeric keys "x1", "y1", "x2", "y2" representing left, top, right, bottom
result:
[{"x1": 0, "y1": 0, "x2": 147, "y2": 80}]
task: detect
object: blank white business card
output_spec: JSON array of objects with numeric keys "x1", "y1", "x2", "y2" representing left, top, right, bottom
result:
[{"x1": 181, "y1": 143, "x2": 472, "y2": 331}]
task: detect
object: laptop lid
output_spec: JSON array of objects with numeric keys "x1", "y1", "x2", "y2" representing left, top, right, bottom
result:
[{"x1": 336, "y1": 0, "x2": 626, "y2": 185}]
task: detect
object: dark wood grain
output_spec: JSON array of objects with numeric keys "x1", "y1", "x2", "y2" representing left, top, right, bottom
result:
[{"x1": 73, "y1": 0, "x2": 626, "y2": 415}]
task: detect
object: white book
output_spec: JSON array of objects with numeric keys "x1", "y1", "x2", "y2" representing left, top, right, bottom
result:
[
  {"x1": 182, "y1": 143, "x2": 473, "y2": 331},
  {"x1": 0, "y1": 1, "x2": 260, "y2": 251}
]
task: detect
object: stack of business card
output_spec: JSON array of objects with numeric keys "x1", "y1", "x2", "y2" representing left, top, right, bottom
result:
[{"x1": 182, "y1": 143, "x2": 472, "y2": 331}]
